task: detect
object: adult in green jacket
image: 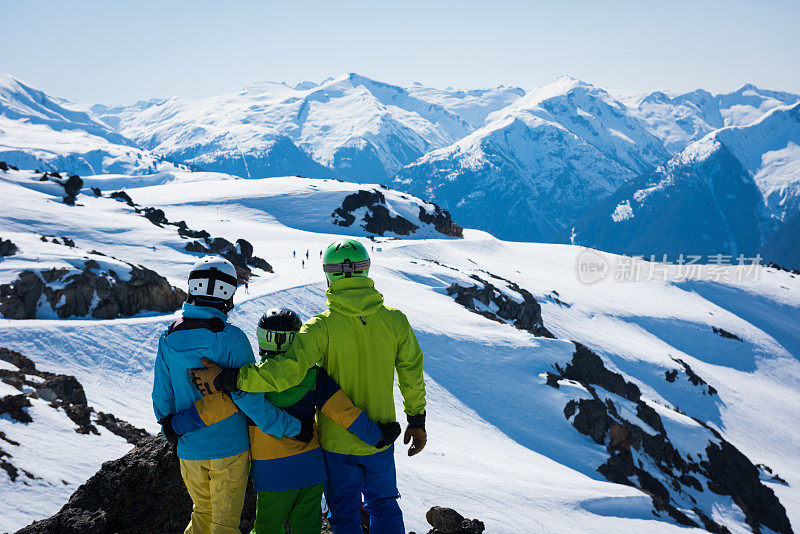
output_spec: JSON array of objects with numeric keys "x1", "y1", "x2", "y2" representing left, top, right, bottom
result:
[{"x1": 191, "y1": 239, "x2": 427, "y2": 534}]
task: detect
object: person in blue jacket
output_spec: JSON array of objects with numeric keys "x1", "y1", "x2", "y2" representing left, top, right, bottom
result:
[{"x1": 152, "y1": 257, "x2": 309, "y2": 534}]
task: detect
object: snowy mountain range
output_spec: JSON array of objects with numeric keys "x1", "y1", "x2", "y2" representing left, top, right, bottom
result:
[
  {"x1": 625, "y1": 85, "x2": 800, "y2": 153},
  {"x1": 0, "y1": 71, "x2": 798, "y2": 267},
  {"x1": 91, "y1": 73, "x2": 472, "y2": 183},
  {"x1": 395, "y1": 77, "x2": 670, "y2": 242},
  {"x1": 572, "y1": 102, "x2": 800, "y2": 259},
  {"x1": 2, "y1": 163, "x2": 799, "y2": 533},
  {"x1": 0, "y1": 75, "x2": 181, "y2": 176}
]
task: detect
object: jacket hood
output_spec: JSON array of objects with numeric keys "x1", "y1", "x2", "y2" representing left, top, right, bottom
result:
[{"x1": 326, "y1": 277, "x2": 384, "y2": 317}]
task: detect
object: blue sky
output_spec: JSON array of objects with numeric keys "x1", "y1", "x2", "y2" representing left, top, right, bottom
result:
[{"x1": 1, "y1": 0, "x2": 798, "y2": 104}]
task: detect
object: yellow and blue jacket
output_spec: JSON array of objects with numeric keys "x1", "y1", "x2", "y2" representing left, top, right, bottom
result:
[{"x1": 171, "y1": 366, "x2": 382, "y2": 492}]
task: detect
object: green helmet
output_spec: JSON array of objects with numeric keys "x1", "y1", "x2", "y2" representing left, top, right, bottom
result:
[
  {"x1": 322, "y1": 239, "x2": 370, "y2": 283},
  {"x1": 256, "y1": 307, "x2": 302, "y2": 357}
]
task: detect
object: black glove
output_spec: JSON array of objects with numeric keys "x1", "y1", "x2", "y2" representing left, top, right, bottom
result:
[
  {"x1": 375, "y1": 421, "x2": 402, "y2": 448},
  {"x1": 404, "y1": 412, "x2": 427, "y2": 457},
  {"x1": 158, "y1": 414, "x2": 180, "y2": 446},
  {"x1": 292, "y1": 418, "x2": 315, "y2": 443}
]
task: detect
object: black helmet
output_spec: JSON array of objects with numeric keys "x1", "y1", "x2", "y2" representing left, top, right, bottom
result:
[{"x1": 256, "y1": 308, "x2": 302, "y2": 355}]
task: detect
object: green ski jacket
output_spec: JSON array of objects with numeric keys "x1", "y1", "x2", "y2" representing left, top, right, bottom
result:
[{"x1": 237, "y1": 276, "x2": 426, "y2": 455}]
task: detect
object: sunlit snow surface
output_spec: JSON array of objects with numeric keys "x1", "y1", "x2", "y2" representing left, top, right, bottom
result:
[{"x1": 1, "y1": 169, "x2": 799, "y2": 533}]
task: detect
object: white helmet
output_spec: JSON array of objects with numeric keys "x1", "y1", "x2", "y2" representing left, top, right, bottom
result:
[{"x1": 187, "y1": 256, "x2": 238, "y2": 310}]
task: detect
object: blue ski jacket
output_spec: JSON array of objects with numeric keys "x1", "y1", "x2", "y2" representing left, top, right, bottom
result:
[{"x1": 152, "y1": 302, "x2": 301, "y2": 460}]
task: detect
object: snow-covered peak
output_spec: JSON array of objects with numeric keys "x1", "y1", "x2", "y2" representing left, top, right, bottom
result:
[
  {"x1": 482, "y1": 76, "x2": 669, "y2": 175},
  {"x1": 717, "y1": 83, "x2": 800, "y2": 127},
  {"x1": 99, "y1": 72, "x2": 472, "y2": 182},
  {"x1": 0, "y1": 74, "x2": 180, "y2": 176},
  {"x1": 0, "y1": 73, "x2": 133, "y2": 147},
  {"x1": 395, "y1": 79, "x2": 669, "y2": 243},
  {"x1": 630, "y1": 84, "x2": 799, "y2": 152},
  {"x1": 404, "y1": 83, "x2": 525, "y2": 128}
]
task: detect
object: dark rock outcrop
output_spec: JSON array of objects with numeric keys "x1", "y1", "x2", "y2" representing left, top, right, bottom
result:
[
  {"x1": 109, "y1": 191, "x2": 135, "y2": 206},
  {"x1": 183, "y1": 236, "x2": 273, "y2": 282},
  {"x1": 554, "y1": 343, "x2": 791, "y2": 533},
  {"x1": 95, "y1": 412, "x2": 151, "y2": 446},
  {"x1": 63, "y1": 175, "x2": 83, "y2": 204},
  {"x1": 102, "y1": 189, "x2": 274, "y2": 280},
  {"x1": 0, "y1": 261, "x2": 186, "y2": 319},
  {"x1": 333, "y1": 189, "x2": 420, "y2": 236},
  {"x1": 424, "y1": 507, "x2": 485, "y2": 534},
  {"x1": 0, "y1": 161, "x2": 20, "y2": 171},
  {"x1": 142, "y1": 207, "x2": 168, "y2": 226},
  {"x1": 0, "y1": 347, "x2": 37, "y2": 373},
  {"x1": 712, "y1": 326, "x2": 743, "y2": 342},
  {"x1": 0, "y1": 394, "x2": 33, "y2": 423},
  {"x1": 1, "y1": 347, "x2": 150, "y2": 499},
  {"x1": 41, "y1": 374, "x2": 87, "y2": 406},
  {"x1": 0, "y1": 237, "x2": 17, "y2": 256},
  {"x1": 670, "y1": 357, "x2": 717, "y2": 396},
  {"x1": 418, "y1": 205, "x2": 463, "y2": 238},
  {"x1": 557, "y1": 342, "x2": 641, "y2": 402},
  {"x1": 447, "y1": 275, "x2": 554, "y2": 338}
]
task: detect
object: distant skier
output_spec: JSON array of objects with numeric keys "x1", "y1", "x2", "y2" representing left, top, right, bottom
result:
[
  {"x1": 175, "y1": 307, "x2": 400, "y2": 533},
  {"x1": 190, "y1": 239, "x2": 427, "y2": 534},
  {"x1": 301, "y1": 259, "x2": 305, "y2": 269},
  {"x1": 153, "y1": 257, "x2": 305, "y2": 534},
  {"x1": 306, "y1": 249, "x2": 309, "y2": 259},
  {"x1": 293, "y1": 250, "x2": 296, "y2": 258}
]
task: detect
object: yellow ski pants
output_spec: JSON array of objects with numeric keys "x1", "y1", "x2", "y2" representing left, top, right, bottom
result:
[{"x1": 179, "y1": 451, "x2": 250, "y2": 534}]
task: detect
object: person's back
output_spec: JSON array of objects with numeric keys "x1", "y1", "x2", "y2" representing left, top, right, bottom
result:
[
  {"x1": 153, "y1": 257, "x2": 300, "y2": 534},
  {"x1": 153, "y1": 304, "x2": 253, "y2": 459},
  {"x1": 313, "y1": 277, "x2": 424, "y2": 456}
]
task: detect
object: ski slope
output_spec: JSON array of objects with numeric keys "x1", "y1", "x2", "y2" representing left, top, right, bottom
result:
[{"x1": 1, "y1": 168, "x2": 799, "y2": 533}]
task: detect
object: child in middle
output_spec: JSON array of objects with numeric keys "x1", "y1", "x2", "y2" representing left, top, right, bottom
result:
[{"x1": 170, "y1": 307, "x2": 401, "y2": 534}]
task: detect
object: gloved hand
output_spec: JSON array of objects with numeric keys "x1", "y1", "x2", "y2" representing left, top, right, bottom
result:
[
  {"x1": 292, "y1": 418, "x2": 315, "y2": 443},
  {"x1": 190, "y1": 357, "x2": 240, "y2": 396},
  {"x1": 404, "y1": 412, "x2": 427, "y2": 457},
  {"x1": 158, "y1": 414, "x2": 180, "y2": 446},
  {"x1": 376, "y1": 421, "x2": 402, "y2": 448}
]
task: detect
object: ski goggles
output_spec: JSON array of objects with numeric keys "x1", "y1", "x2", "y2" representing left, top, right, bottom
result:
[
  {"x1": 257, "y1": 327, "x2": 297, "y2": 352},
  {"x1": 263, "y1": 330, "x2": 295, "y2": 345},
  {"x1": 323, "y1": 259, "x2": 371, "y2": 275}
]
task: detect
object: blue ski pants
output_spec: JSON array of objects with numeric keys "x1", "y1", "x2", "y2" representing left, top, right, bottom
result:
[{"x1": 323, "y1": 445, "x2": 404, "y2": 534}]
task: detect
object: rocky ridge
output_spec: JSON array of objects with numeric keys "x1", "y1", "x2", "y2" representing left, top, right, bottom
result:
[
  {"x1": 0, "y1": 347, "x2": 149, "y2": 486},
  {"x1": 551, "y1": 344, "x2": 791, "y2": 533},
  {"x1": 333, "y1": 188, "x2": 463, "y2": 238},
  {"x1": 446, "y1": 273, "x2": 554, "y2": 338},
  {"x1": 0, "y1": 259, "x2": 186, "y2": 320},
  {"x1": 105, "y1": 187, "x2": 272, "y2": 282},
  {"x1": 441, "y1": 263, "x2": 790, "y2": 533}
]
